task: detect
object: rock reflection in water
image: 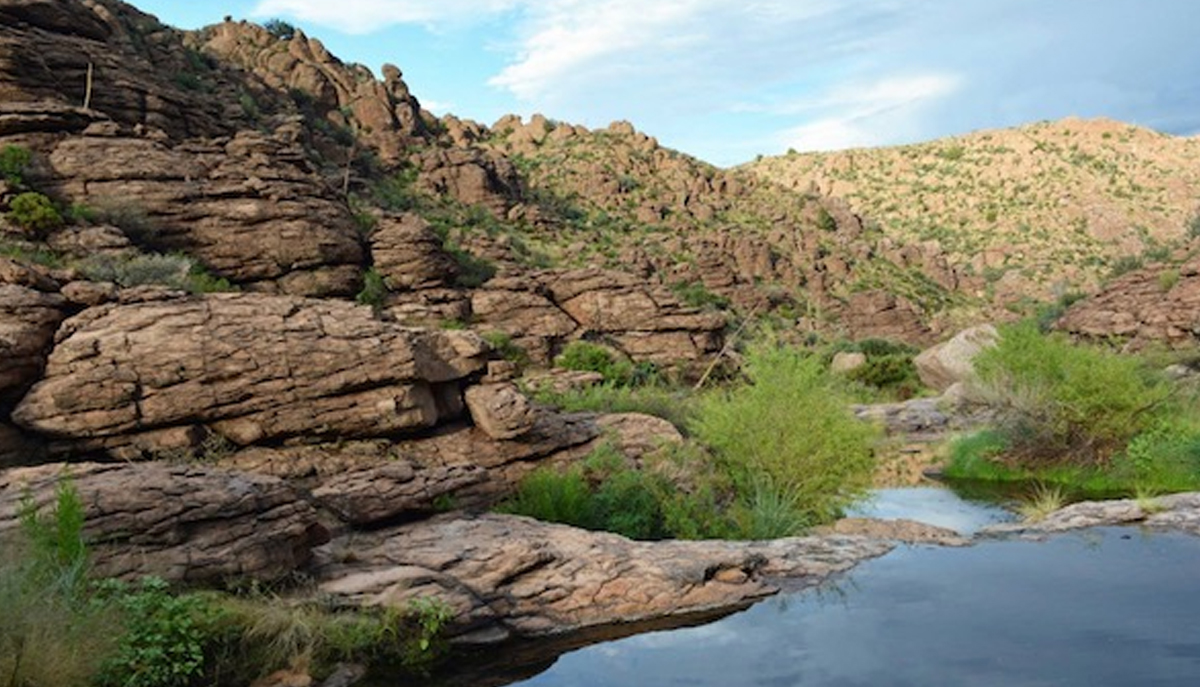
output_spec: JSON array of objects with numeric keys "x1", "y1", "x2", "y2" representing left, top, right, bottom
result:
[{"x1": 437, "y1": 528, "x2": 1200, "y2": 687}]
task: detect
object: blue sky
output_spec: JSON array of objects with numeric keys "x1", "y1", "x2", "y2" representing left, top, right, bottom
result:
[{"x1": 133, "y1": 0, "x2": 1200, "y2": 167}]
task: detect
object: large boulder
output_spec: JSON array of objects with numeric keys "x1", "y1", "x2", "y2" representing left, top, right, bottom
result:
[
  {"x1": 12, "y1": 293, "x2": 489, "y2": 457},
  {"x1": 0, "y1": 259, "x2": 66, "y2": 409},
  {"x1": 913, "y1": 324, "x2": 999, "y2": 392},
  {"x1": 0, "y1": 462, "x2": 327, "y2": 584}
]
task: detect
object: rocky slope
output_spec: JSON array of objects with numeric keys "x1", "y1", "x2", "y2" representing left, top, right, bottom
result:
[{"x1": 749, "y1": 118, "x2": 1200, "y2": 304}]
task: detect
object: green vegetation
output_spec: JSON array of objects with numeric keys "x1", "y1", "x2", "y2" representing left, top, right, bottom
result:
[
  {"x1": 669, "y1": 280, "x2": 730, "y2": 310},
  {"x1": 692, "y1": 346, "x2": 878, "y2": 528},
  {"x1": 1, "y1": 475, "x2": 455, "y2": 687},
  {"x1": 945, "y1": 322, "x2": 1200, "y2": 499},
  {"x1": 827, "y1": 338, "x2": 923, "y2": 400},
  {"x1": 77, "y1": 253, "x2": 236, "y2": 294},
  {"x1": 1, "y1": 144, "x2": 31, "y2": 186},
  {"x1": 7, "y1": 191, "x2": 63, "y2": 235},
  {"x1": 356, "y1": 267, "x2": 388, "y2": 310},
  {"x1": 531, "y1": 382, "x2": 696, "y2": 431},
  {"x1": 264, "y1": 18, "x2": 297, "y2": 40},
  {"x1": 481, "y1": 330, "x2": 531, "y2": 369},
  {"x1": 554, "y1": 340, "x2": 658, "y2": 386},
  {"x1": 512, "y1": 345, "x2": 878, "y2": 539}
]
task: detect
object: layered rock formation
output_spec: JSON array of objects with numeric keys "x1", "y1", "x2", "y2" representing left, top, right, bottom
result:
[{"x1": 1056, "y1": 254, "x2": 1200, "y2": 348}]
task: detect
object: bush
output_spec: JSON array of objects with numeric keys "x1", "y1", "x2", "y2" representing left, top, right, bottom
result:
[
  {"x1": 972, "y1": 321, "x2": 1172, "y2": 465},
  {"x1": 264, "y1": 18, "x2": 296, "y2": 40},
  {"x1": 356, "y1": 267, "x2": 388, "y2": 310},
  {"x1": 690, "y1": 346, "x2": 878, "y2": 527},
  {"x1": 554, "y1": 340, "x2": 657, "y2": 386},
  {"x1": 7, "y1": 191, "x2": 63, "y2": 235},
  {"x1": 481, "y1": 330, "x2": 530, "y2": 368},
  {"x1": 0, "y1": 144, "x2": 31, "y2": 185}
]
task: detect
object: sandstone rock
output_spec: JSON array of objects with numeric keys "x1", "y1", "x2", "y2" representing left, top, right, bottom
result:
[
  {"x1": 0, "y1": 279, "x2": 67, "y2": 409},
  {"x1": 413, "y1": 147, "x2": 521, "y2": 217},
  {"x1": 13, "y1": 294, "x2": 489, "y2": 455},
  {"x1": 981, "y1": 492, "x2": 1200, "y2": 537},
  {"x1": 0, "y1": 462, "x2": 327, "y2": 583},
  {"x1": 519, "y1": 368, "x2": 605, "y2": 395},
  {"x1": 312, "y1": 462, "x2": 488, "y2": 526},
  {"x1": 370, "y1": 213, "x2": 457, "y2": 291},
  {"x1": 313, "y1": 513, "x2": 895, "y2": 639},
  {"x1": 817, "y1": 518, "x2": 970, "y2": 546},
  {"x1": 464, "y1": 383, "x2": 539, "y2": 440},
  {"x1": 0, "y1": 422, "x2": 43, "y2": 468},
  {"x1": 837, "y1": 290, "x2": 933, "y2": 344},
  {"x1": 913, "y1": 324, "x2": 999, "y2": 392},
  {"x1": 44, "y1": 129, "x2": 365, "y2": 296},
  {"x1": 595, "y1": 413, "x2": 684, "y2": 461},
  {"x1": 830, "y1": 351, "x2": 867, "y2": 374},
  {"x1": 1057, "y1": 256, "x2": 1200, "y2": 348}
]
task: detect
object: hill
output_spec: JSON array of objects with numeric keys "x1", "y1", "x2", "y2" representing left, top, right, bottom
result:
[{"x1": 748, "y1": 118, "x2": 1200, "y2": 302}]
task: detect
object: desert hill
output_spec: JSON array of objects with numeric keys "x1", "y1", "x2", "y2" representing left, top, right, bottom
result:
[{"x1": 748, "y1": 118, "x2": 1200, "y2": 302}]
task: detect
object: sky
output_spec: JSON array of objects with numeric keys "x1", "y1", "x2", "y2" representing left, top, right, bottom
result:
[{"x1": 131, "y1": 0, "x2": 1200, "y2": 167}]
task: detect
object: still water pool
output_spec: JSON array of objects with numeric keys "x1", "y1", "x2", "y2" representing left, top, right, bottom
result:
[{"x1": 423, "y1": 489, "x2": 1200, "y2": 687}]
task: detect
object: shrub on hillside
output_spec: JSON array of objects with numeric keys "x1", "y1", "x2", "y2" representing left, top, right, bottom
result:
[{"x1": 7, "y1": 191, "x2": 63, "y2": 235}]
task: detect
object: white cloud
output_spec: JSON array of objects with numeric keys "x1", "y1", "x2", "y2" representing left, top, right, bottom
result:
[
  {"x1": 779, "y1": 73, "x2": 962, "y2": 152},
  {"x1": 251, "y1": 0, "x2": 521, "y2": 33}
]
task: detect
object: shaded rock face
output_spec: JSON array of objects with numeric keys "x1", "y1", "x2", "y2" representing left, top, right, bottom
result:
[
  {"x1": 313, "y1": 513, "x2": 896, "y2": 641},
  {"x1": 0, "y1": 0, "x2": 237, "y2": 139},
  {"x1": 0, "y1": 462, "x2": 327, "y2": 584},
  {"x1": 467, "y1": 269, "x2": 726, "y2": 367},
  {"x1": 0, "y1": 258, "x2": 67, "y2": 409},
  {"x1": 12, "y1": 293, "x2": 489, "y2": 457},
  {"x1": 1056, "y1": 255, "x2": 1200, "y2": 348}
]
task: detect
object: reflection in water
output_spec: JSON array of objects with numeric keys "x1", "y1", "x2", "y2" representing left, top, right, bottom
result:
[
  {"x1": 845, "y1": 486, "x2": 1014, "y2": 533},
  {"x1": 495, "y1": 528, "x2": 1200, "y2": 687}
]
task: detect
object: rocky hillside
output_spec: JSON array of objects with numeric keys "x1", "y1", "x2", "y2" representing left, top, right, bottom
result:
[{"x1": 749, "y1": 118, "x2": 1200, "y2": 302}]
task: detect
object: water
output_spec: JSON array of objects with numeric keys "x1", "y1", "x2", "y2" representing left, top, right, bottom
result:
[
  {"x1": 845, "y1": 486, "x2": 1014, "y2": 534},
  {"x1": 506, "y1": 528, "x2": 1200, "y2": 686}
]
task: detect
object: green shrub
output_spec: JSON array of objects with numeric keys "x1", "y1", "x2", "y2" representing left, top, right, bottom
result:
[
  {"x1": 972, "y1": 321, "x2": 1171, "y2": 464},
  {"x1": 356, "y1": 267, "x2": 388, "y2": 310},
  {"x1": 0, "y1": 144, "x2": 31, "y2": 185},
  {"x1": 670, "y1": 281, "x2": 730, "y2": 310},
  {"x1": 1158, "y1": 269, "x2": 1181, "y2": 292},
  {"x1": 264, "y1": 18, "x2": 297, "y2": 40},
  {"x1": 690, "y1": 346, "x2": 878, "y2": 527},
  {"x1": 500, "y1": 464, "x2": 594, "y2": 529},
  {"x1": 7, "y1": 191, "x2": 63, "y2": 234},
  {"x1": 482, "y1": 330, "x2": 530, "y2": 368},
  {"x1": 96, "y1": 578, "x2": 223, "y2": 687},
  {"x1": 447, "y1": 245, "x2": 496, "y2": 287},
  {"x1": 553, "y1": 340, "x2": 656, "y2": 386}
]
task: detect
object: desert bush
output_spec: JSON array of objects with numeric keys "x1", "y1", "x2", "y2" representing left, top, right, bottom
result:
[
  {"x1": 690, "y1": 345, "x2": 878, "y2": 527},
  {"x1": 264, "y1": 18, "x2": 296, "y2": 40},
  {"x1": 481, "y1": 330, "x2": 530, "y2": 368},
  {"x1": 356, "y1": 267, "x2": 388, "y2": 310},
  {"x1": 669, "y1": 280, "x2": 730, "y2": 310},
  {"x1": 972, "y1": 321, "x2": 1172, "y2": 465},
  {"x1": 7, "y1": 191, "x2": 63, "y2": 235},
  {"x1": 0, "y1": 144, "x2": 31, "y2": 185}
]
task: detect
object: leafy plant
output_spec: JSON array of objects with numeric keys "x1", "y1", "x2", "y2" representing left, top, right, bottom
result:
[
  {"x1": 356, "y1": 267, "x2": 388, "y2": 310},
  {"x1": 7, "y1": 191, "x2": 63, "y2": 235},
  {"x1": 531, "y1": 382, "x2": 696, "y2": 431},
  {"x1": 96, "y1": 578, "x2": 224, "y2": 687},
  {"x1": 690, "y1": 345, "x2": 878, "y2": 527},
  {"x1": 0, "y1": 144, "x2": 31, "y2": 186},
  {"x1": 553, "y1": 340, "x2": 656, "y2": 386},
  {"x1": 972, "y1": 321, "x2": 1172, "y2": 465}
]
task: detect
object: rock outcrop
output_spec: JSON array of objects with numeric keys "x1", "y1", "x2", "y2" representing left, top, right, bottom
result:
[
  {"x1": 1056, "y1": 255, "x2": 1200, "y2": 348},
  {"x1": 13, "y1": 293, "x2": 489, "y2": 457},
  {"x1": 981, "y1": 492, "x2": 1200, "y2": 537},
  {"x1": 314, "y1": 513, "x2": 897, "y2": 641},
  {"x1": 0, "y1": 462, "x2": 327, "y2": 583}
]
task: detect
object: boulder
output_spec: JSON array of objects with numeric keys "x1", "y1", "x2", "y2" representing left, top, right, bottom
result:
[
  {"x1": 370, "y1": 214, "x2": 457, "y2": 291},
  {"x1": 0, "y1": 462, "x2": 327, "y2": 584},
  {"x1": 0, "y1": 262, "x2": 67, "y2": 409},
  {"x1": 464, "y1": 382, "x2": 539, "y2": 440},
  {"x1": 12, "y1": 293, "x2": 489, "y2": 456},
  {"x1": 913, "y1": 324, "x2": 999, "y2": 392},
  {"x1": 830, "y1": 351, "x2": 867, "y2": 374}
]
